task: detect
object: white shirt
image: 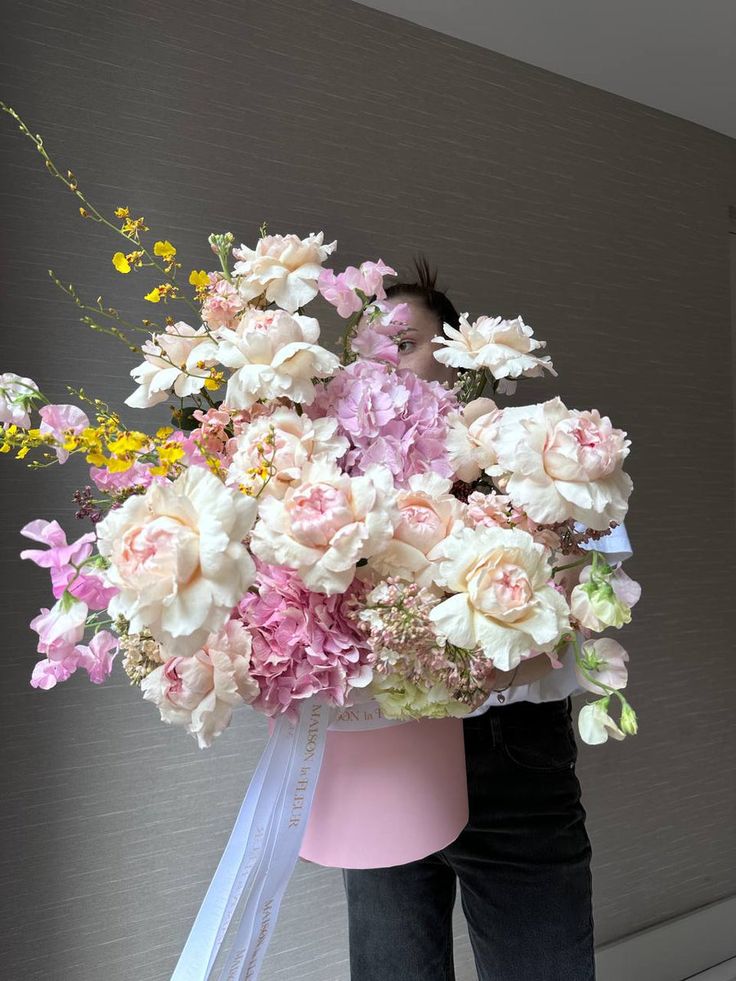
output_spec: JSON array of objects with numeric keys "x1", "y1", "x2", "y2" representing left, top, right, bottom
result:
[{"x1": 464, "y1": 520, "x2": 634, "y2": 715}]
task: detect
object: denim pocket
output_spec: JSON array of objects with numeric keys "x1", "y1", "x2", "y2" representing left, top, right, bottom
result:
[{"x1": 501, "y1": 713, "x2": 578, "y2": 772}]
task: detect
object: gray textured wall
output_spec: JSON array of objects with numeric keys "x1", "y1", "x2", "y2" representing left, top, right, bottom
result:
[{"x1": 1, "y1": 1, "x2": 735, "y2": 979}]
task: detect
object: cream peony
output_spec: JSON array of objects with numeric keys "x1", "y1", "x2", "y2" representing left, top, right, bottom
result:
[
  {"x1": 226, "y1": 406, "x2": 349, "y2": 499},
  {"x1": 194, "y1": 309, "x2": 339, "y2": 409},
  {"x1": 370, "y1": 472, "x2": 466, "y2": 588},
  {"x1": 492, "y1": 396, "x2": 633, "y2": 531},
  {"x1": 96, "y1": 466, "x2": 258, "y2": 657},
  {"x1": 141, "y1": 619, "x2": 258, "y2": 748},
  {"x1": 232, "y1": 231, "x2": 337, "y2": 313},
  {"x1": 432, "y1": 313, "x2": 557, "y2": 382},
  {"x1": 125, "y1": 321, "x2": 215, "y2": 409},
  {"x1": 446, "y1": 397, "x2": 503, "y2": 483},
  {"x1": 250, "y1": 459, "x2": 398, "y2": 595},
  {"x1": 427, "y1": 522, "x2": 571, "y2": 671}
]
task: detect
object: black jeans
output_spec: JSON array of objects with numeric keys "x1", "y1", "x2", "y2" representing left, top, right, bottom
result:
[{"x1": 342, "y1": 696, "x2": 595, "y2": 981}]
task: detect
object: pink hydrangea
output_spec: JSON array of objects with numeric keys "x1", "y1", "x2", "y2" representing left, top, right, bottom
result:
[
  {"x1": 235, "y1": 560, "x2": 374, "y2": 719},
  {"x1": 307, "y1": 360, "x2": 458, "y2": 487}
]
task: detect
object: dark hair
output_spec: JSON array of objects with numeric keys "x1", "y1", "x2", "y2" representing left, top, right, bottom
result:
[{"x1": 384, "y1": 254, "x2": 461, "y2": 332}]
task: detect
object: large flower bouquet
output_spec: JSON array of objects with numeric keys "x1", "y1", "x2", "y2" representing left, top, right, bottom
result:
[
  {"x1": 2, "y1": 103, "x2": 642, "y2": 980},
  {"x1": 1, "y1": 104, "x2": 641, "y2": 752}
]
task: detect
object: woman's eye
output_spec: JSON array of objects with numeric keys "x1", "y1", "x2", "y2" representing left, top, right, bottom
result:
[{"x1": 397, "y1": 340, "x2": 415, "y2": 353}]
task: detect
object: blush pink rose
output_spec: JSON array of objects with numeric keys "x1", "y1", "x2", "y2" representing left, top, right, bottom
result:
[
  {"x1": 140, "y1": 619, "x2": 258, "y2": 748},
  {"x1": 96, "y1": 466, "x2": 258, "y2": 658},
  {"x1": 370, "y1": 472, "x2": 466, "y2": 587},
  {"x1": 493, "y1": 396, "x2": 633, "y2": 530},
  {"x1": 250, "y1": 458, "x2": 398, "y2": 595}
]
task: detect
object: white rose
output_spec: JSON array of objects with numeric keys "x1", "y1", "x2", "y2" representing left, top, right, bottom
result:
[
  {"x1": 493, "y1": 396, "x2": 633, "y2": 530},
  {"x1": 427, "y1": 522, "x2": 570, "y2": 671},
  {"x1": 96, "y1": 466, "x2": 258, "y2": 657},
  {"x1": 433, "y1": 313, "x2": 557, "y2": 382},
  {"x1": 125, "y1": 322, "x2": 215, "y2": 409},
  {"x1": 226, "y1": 406, "x2": 348, "y2": 499},
  {"x1": 446, "y1": 397, "x2": 503, "y2": 483},
  {"x1": 195, "y1": 309, "x2": 339, "y2": 409},
  {"x1": 232, "y1": 231, "x2": 337, "y2": 313}
]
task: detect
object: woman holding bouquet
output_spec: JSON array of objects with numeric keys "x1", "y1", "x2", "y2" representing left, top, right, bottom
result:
[{"x1": 341, "y1": 258, "x2": 608, "y2": 981}]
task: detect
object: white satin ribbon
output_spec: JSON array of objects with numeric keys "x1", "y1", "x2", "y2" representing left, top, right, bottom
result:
[{"x1": 170, "y1": 696, "x2": 407, "y2": 981}]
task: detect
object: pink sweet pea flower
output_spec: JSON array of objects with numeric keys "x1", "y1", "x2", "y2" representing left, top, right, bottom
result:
[
  {"x1": 318, "y1": 267, "x2": 364, "y2": 317},
  {"x1": 88, "y1": 462, "x2": 156, "y2": 493},
  {"x1": 74, "y1": 630, "x2": 119, "y2": 684},
  {"x1": 38, "y1": 404, "x2": 90, "y2": 464},
  {"x1": 318, "y1": 259, "x2": 397, "y2": 318},
  {"x1": 29, "y1": 595, "x2": 88, "y2": 662},
  {"x1": 19, "y1": 519, "x2": 117, "y2": 610},
  {"x1": 359, "y1": 260, "x2": 396, "y2": 300},
  {"x1": 30, "y1": 654, "x2": 80, "y2": 690},
  {"x1": 351, "y1": 301, "x2": 411, "y2": 367},
  {"x1": 29, "y1": 630, "x2": 118, "y2": 689}
]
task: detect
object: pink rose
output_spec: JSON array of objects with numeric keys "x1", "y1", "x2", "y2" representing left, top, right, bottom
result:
[
  {"x1": 140, "y1": 620, "x2": 258, "y2": 748},
  {"x1": 286, "y1": 482, "x2": 354, "y2": 547},
  {"x1": 371, "y1": 473, "x2": 466, "y2": 588}
]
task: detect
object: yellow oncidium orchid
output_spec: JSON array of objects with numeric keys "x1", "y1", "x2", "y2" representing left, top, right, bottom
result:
[
  {"x1": 153, "y1": 240, "x2": 177, "y2": 263},
  {"x1": 85, "y1": 451, "x2": 110, "y2": 467},
  {"x1": 112, "y1": 252, "x2": 131, "y2": 274},
  {"x1": 107, "y1": 431, "x2": 150, "y2": 455},
  {"x1": 203, "y1": 369, "x2": 224, "y2": 391},
  {"x1": 106, "y1": 456, "x2": 136, "y2": 473},
  {"x1": 114, "y1": 206, "x2": 149, "y2": 236},
  {"x1": 144, "y1": 282, "x2": 177, "y2": 303},
  {"x1": 157, "y1": 442, "x2": 185, "y2": 465},
  {"x1": 189, "y1": 269, "x2": 209, "y2": 289}
]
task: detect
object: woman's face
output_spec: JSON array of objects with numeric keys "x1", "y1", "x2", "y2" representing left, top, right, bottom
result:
[{"x1": 373, "y1": 294, "x2": 458, "y2": 387}]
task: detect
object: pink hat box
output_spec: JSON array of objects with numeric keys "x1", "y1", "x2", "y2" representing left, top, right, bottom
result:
[{"x1": 268, "y1": 707, "x2": 469, "y2": 869}]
